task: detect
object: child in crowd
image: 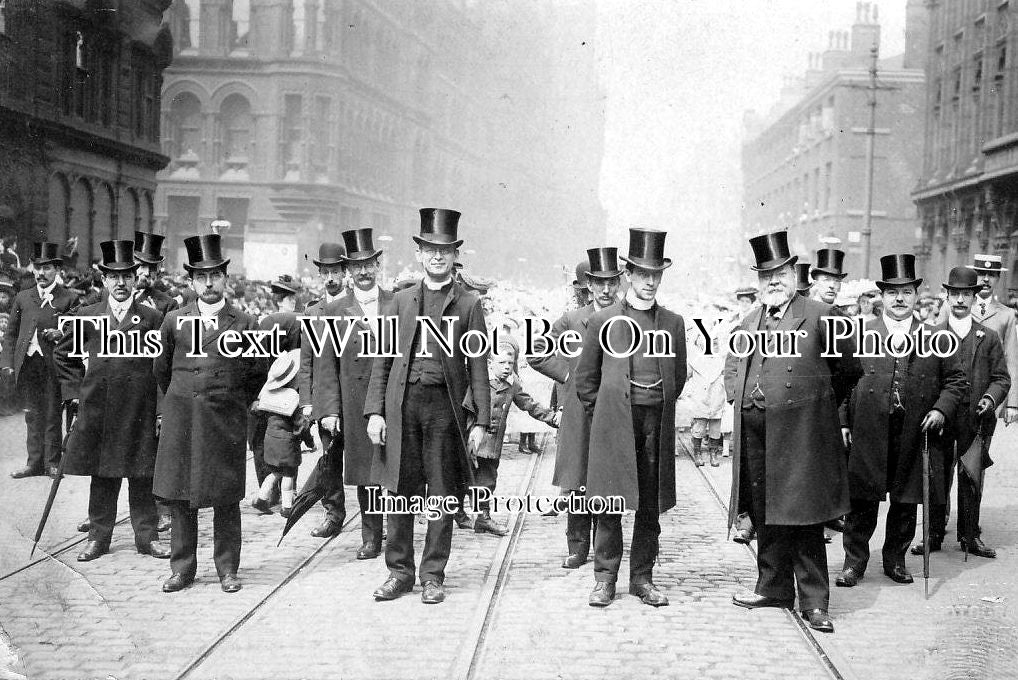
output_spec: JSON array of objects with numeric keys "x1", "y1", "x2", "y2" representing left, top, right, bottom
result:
[{"x1": 252, "y1": 350, "x2": 307, "y2": 518}]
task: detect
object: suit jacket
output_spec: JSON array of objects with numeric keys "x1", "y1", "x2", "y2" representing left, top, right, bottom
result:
[
  {"x1": 724, "y1": 295, "x2": 861, "y2": 526},
  {"x1": 971, "y1": 297, "x2": 1018, "y2": 408},
  {"x1": 298, "y1": 295, "x2": 343, "y2": 408},
  {"x1": 474, "y1": 375, "x2": 557, "y2": 460},
  {"x1": 363, "y1": 281, "x2": 490, "y2": 494},
  {"x1": 135, "y1": 287, "x2": 179, "y2": 318},
  {"x1": 575, "y1": 299, "x2": 686, "y2": 513},
  {"x1": 527, "y1": 304, "x2": 595, "y2": 490},
  {"x1": 1, "y1": 284, "x2": 78, "y2": 380}
]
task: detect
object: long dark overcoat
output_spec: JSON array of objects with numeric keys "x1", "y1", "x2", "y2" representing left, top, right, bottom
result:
[
  {"x1": 135, "y1": 287, "x2": 179, "y2": 318},
  {"x1": 153, "y1": 301, "x2": 264, "y2": 508},
  {"x1": 53, "y1": 299, "x2": 162, "y2": 478},
  {"x1": 363, "y1": 281, "x2": 491, "y2": 493},
  {"x1": 846, "y1": 317, "x2": 966, "y2": 505},
  {"x1": 574, "y1": 300, "x2": 686, "y2": 513},
  {"x1": 313, "y1": 288, "x2": 393, "y2": 485},
  {"x1": 1, "y1": 284, "x2": 77, "y2": 380},
  {"x1": 528, "y1": 304, "x2": 595, "y2": 490},
  {"x1": 724, "y1": 294, "x2": 861, "y2": 526}
]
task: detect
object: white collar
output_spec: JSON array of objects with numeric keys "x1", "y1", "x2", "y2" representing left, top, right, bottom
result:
[
  {"x1": 625, "y1": 288, "x2": 655, "y2": 311},
  {"x1": 882, "y1": 313, "x2": 913, "y2": 334},
  {"x1": 197, "y1": 298, "x2": 226, "y2": 316},
  {"x1": 37, "y1": 280, "x2": 56, "y2": 297},
  {"x1": 765, "y1": 295, "x2": 793, "y2": 318},
  {"x1": 108, "y1": 296, "x2": 132, "y2": 315},
  {"x1": 423, "y1": 277, "x2": 452, "y2": 291},
  {"x1": 353, "y1": 285, "x2": 379, "y2": 303},
  {"x1": 948, "y1": 314, "x2": 973, "y2": 339}
]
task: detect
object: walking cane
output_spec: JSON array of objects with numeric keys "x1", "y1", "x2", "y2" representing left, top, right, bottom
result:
[
  {"x1": 30, "y1": 403, "x2": 78, "y2": 558},
  {"x1": 921, "y1": 430, "x2": 931, "y2": 599}
]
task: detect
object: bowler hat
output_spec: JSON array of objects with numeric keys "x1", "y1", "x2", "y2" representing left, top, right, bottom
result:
[
  {"x1": 795, "y1": 262, "x2": 812, "y2": 292},
  {"x1": 876, "y1": 254, "x2": 923, "y2": 291},
  {"x1": 942, "y1": 266, "x2": 981, "y2": 292},
  {"x1": 134, "y1": 231, "x2": 166, "y2": 264},
  {"x1": 413, "y1": 208, "x2": 463, "y2": 248},
  {"x1": 312, "y1": 242, "x2": 346, "y2": 268},
  {"x1": 572, "y1": 260, "x2": 591, "y2": 289},
  {"x1": 586, "y1": 247, "x2": 624, "y2": 279},
  {"x1": 98, "y1": 240, "x2": 140, "y2": 273},
  {"x1": 812, "y1": 248, "x2": 847, "y2": 279},
  {"x1": 341, "y1": 228, "x2": 382, "y2": 262},
  {"x1": 31, "y1": 242, "x2": 63, "y2": 266},
  {"x1": 182, "y1": 234, "x2": 230, "y2": 272},
  {"x1": 271, "y1": 274, "x2": 300, "y2": 297},
  {"x1": 968, "y1": 253, "x2": 1009, "y2": 273},
  {"x1": 748, "y1": 231, "x2": 797, "y2": 272},
  {"x1": 620, "y1": 228, "x2": 671, "y2": 271}
]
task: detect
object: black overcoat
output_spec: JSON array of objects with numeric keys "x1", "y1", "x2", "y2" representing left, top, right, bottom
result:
[{"x1": 0, "y1": 284, "x2": 77, "y2": 380}]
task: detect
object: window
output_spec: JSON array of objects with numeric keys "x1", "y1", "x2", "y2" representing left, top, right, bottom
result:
[
  {"x1": 292, "y1": 1, "x2": 305, "y2": 55},
  {"x1": 221, "y1": 94, "x2": 252, "y2": 164},
  {"x1": 282, "y1": 94, "x2": 303, "y2": 171},
  {"x1": 0, "y1": 0, "x2": 7, "y2": 35},
  {"x1": 181, "y1": 0, "x2": 199, "y2": 50},
  {"x1": 823, "y1": 162, "x2": 832, "y2": 211},
  {"x1": 952, "y1": 68, "x2": 962, "y2": 100},
  {"x1": 996, "y1": 44, "x2": 1007, "y2": 79},
  {"x1": 169, "y1": 92, "x2": 202, "y2": 159},
  {"x1": 974, "y1": 55, "x2": 983, "y2": 93},
  {"x1": 72, "y1": 32, "x2": 89, "y2": 119},
  {"x1": 134, "y1": 54, "x2": 155, "y2": 140},
  {"x1": 311, "y1": 96, "x2": 331, "y2": 176},
  {"x1": 231, "y1": 0, "x2": 249, "y2": 51}
]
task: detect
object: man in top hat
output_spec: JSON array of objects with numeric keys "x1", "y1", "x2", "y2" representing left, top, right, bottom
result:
[
  {"x1": 910, "y1": 267, "x2": 1010, "y2": 559},
  {"x1": 53, "y1": 240, "x2": 170, "y2": 562},
  {"x1": 811, "y1": 248, "x2": 847, "y2": 305},
  {"x1": 315, "y1": 228, "x2": 392, "y2": 559},
  {"x1": 133, "y1": 231, "x2": 178, "y2": 318},
  {"x1": 1, "y1": 242, "x2": 78, "y2": 478},
  {"x1": 572, "y1": 261, "x2": 593, "y2": 308},
  {"x1": 724, "y1": 230, "x2": 860, "y2": 633},
  {"x1": 795, "y1": 262, "x2": 812, "y2": 297},
  {"x1": 837, "y1": 254, "x2": 965, "y2": 590},
  {"x1": 968, "y1": 254, "x2": 1018, "y2": 424},
  {"x1": 576, "y1": 229, "x2": 686, "y2": 608},
  {"x1": 364, "y1": 208, "x2": 490, "y2": 604},
  {"x1": 530, "y1": 246, "x2": 622, "y2": 569},
  {"x1": 154, "y1": 234, "x2": 265, "y2": 594},
  {"x1": 299, "y1": 242, "x2": 349, "y2": 538}
]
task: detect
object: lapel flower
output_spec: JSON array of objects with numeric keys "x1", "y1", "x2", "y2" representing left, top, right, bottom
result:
[{"x1": 976, "y1": 329, "x2": 985, "y2": 338}]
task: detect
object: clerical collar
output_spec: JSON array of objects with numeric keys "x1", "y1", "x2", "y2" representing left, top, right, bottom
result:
[
  {"x1": 197, "y1": 298, "x2": 226, "y2": 317},
  {"x1": 624, "y1": 288, "x2": 655, "y2": 311},
  {"x1": 353, "y1": 285, "x2": 379, "y2": 303},
  {"x1": 948, "y1": 314, "x2": 973, "y2": 339},
  {"x1": 423, "y1": 277, "x2": 452, "y2": 291}
]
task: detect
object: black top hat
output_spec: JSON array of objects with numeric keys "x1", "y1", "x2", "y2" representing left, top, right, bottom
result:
[
  {"x1": 32, "y1": 242, "x2": 63, "y2": 266},
  {"x1": 734, "y1": 286, "x2": 757, "y2": 299},
  {"x1": 572, "y1": 260, "x2": 591, "y2": 289},
  {"x1": 182, "y1": 234, "x2": 230, "y2": 272},
  {"x1": 942, "y1": 266, "x2": 981, "y2": 292},
  {"x1": 748, "y1": 231, "x2": 797, "y2": 272},
  {"x1": 312, "y1": 242, "x2": 346, "y2": 268},
  {"x1": 341, "y1": 228, "x2": 382, "y2": 262},
  {"x1": 812, "y1": 248, "x2": 847, "y2": 279},
  {"x1": 98, "y1": 240, "x2": 140, "y2": 272},
  {"x1": 876, "y1": 253, "x2": 923, "y2": 290},
  {"x1": 134, "y1": 231, "x2": 166, "y2": 264},
  {"x1": 414, "y1": 208, "x2": 463, "y2": 248},
  {"x1": 271, "y1": 274, "x2": 300, "y2": 296},
  {"x1": 968, "y1": 253, "x2": 1009, "y2": 272},
  {"x1": 586, "y1": 247, "x2": 623, "y2": 279},
  {"x1": 620, "y1": 228, "x2": 671, "y2": 271},
  {"x1": 795, "y1": 262, "x2": 812, "y2": 291}
]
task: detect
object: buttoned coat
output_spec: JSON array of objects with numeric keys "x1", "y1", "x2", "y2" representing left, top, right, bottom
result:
[
  {"x1": 313, "y1": 288, "x2": 393, "y2": 485},
  {"x1": 153, "y1": 301, "x2": 265, "y2": 508},
  {"x1": 53, "y1": 299, "x2": 162, "y2": 478},
  {"x1": 363, "y1": 281, "x2": 490, "y2": 493},
  {"x1": 298, "y1": 295, "x2": 341, "y2": 407},
  {"x1": 845, "y1": 317, "x2": 966, "y2": 505},
  {"x1": 528, "y1": 304, "x2": 595, "y2": 490},
  {"x1": 574, "y1": 300, "x2": 686, "y2": 513},
  {"x1": 1, "y1": 284, "x2": 77, "y2": 381},
  {"x1": 970, "y1": 297, "x2": 1018, "y2": 409},
  {"x1": 474, "y1": 375, "x2": 558, "y2": 460},
  {"x1": 724, "y1": 295, "x2": 861, "y2": 526}
]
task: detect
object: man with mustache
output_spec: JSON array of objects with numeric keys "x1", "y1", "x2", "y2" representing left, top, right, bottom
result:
[
  {"x1": 837, "y1": 254, "x2": 966, "y2": 589},
  {"x1": 968, "y1": 254, "x2": 1018, "y2": 426},
  {"x1": 811, "y1": 248, "x2": 847, "y2": 305},
  {"x1": 725, "y1": 231, "x2": 860, "y2": 633},
  {"x1": 133, "y1": 232, "x2": 178, "y2": 317}
]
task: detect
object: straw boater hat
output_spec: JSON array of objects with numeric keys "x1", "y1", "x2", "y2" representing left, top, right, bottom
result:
[
  {"x1": 258, "y1": 350, "x2": 301, "y2": 416},
  {"x1": 875, "y1": 254, "x2": 923, "y2": 291},
  {"x1": 968, "y1": 253, "x2": 1008, "y2": 273},
  {"x1": 98, "y1": 240, "x2": 140, "y2": 273}
]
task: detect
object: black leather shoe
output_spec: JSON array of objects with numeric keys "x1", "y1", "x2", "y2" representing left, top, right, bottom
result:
[
  {"x1": 137, "y1": 541, "x2": 171, "y2": 559},
  {"x1": 801, "y1": 609, "x2": 834, "y2": 633},
  {"x1": 76, "y1": 540, "x2": 109, "y2": 562},
  {"x1": 251, "y1": 497, "x2": 273, "y2": 515},
  {"x1": 835, "y1": 567, "x2": 863, "y2": 588},
  {"x1": 77, "y1": 519, "x2": 91, "y2": 533},
  {"x1": 961, "y1": 537, "x2": 997, "y2": 559},
  {"x1": 220, "y1": 573, "x2": 242, "y2": 593},
  {"x1": 732, "y1": 528, "x2": 755, "y2": 545},
  {"x1": 310, "y1": 517, "x2": 342, "y2": 538},
  {"x1": 732, "y1": 591, "x2": 793, "y2": 609},
  {"x1": 629, "y1": 582, "x2": 669, "y2": 607},
  {"x1": 421, "y1": 580, "x2": 445, "y2": 604},
  {"x1": 454, "y1": 510, "x2": 474, "y2": 530},
  {"x1": 911, "y1": 540, "x2": 942, "y2": 555},
  {"x1": 356, "y1": 542, "x2": 381, "y2": 560},
  {"x1": 373, "y1": 577, "x2": 413, "y2": 601},
  {"x1": 474, "y1": 516, "x2": 508, "y2": 537},
  {"x1": 162, "y1": 573, "x2": 194, "y2": 593},
  {"x1": 562, "y1": 553, "x2": 588, "y2": 569},
  {"x1": 883, "y1": 564, "x2": 914, "y2": 584},
  {"x1": 157, "y1": 515, "x2": 172, "y2": 532},
  {"x1": 588, "y1": 582, "x2": 616, "y2": 607},
  {"x1": 10, "y1": 466, "x2": 43, "y2": 479}
]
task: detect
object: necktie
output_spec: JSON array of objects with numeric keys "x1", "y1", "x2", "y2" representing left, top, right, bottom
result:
[
  {"x1": 764, "y1": 306, "x2": 780, "y2": 331},
  {"x1": 39, "y1": 289, "x2": 53, "y2": 309}
]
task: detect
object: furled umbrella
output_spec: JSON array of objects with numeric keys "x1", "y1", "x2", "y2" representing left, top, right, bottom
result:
[
  {"x1": 277, "y1": 430, "x2": 344, "y2": 547},
  {"x1": 958, "y1": 418, "x2": 993, "y2": 562},
  {"x1": 921, "y1": 431, "x2": 931, "y2": 599}
]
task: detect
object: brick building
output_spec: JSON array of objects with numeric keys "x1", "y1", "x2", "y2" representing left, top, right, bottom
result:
[
  {"x1": 913, "y1": 0, "x2": 1018, "y2": 291},
  {"x1": 157, "y1": 0, "x2": 605, "y2": 284},
  {"x1": 0, "y1": 0, "x2": 173, "y2": 266},
  {"x1": 741, "y1": 2, "x2": 927, "y2": 280}
]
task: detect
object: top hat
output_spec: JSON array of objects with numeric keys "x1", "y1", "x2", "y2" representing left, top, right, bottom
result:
[
  {"x1": 341, "y1": 228, "x2": 383, "y2": 262},
  {"x1": 414, "y1": 208, "x2": 463, "y2": 248},
  {"x1": 586, "y1": 247, "x2": 624, "y2": 279},
  {"x1": 734, "y1": 286, "x2": 758, "y2": 299},
  {"x1": 812, "y1": 248, "x2": 847, "y2": 279},
  {"x1": 795, "y1": 262, "x2": 812, "y2": 292},
  {"x1": 312, "y1": 242, "x2": 346, "y2": 268},
  {"x1": 98, "y1": 240, "x2": 140, "y2": 273},
  {"x1": 182, "y1": 234, "x2": 230, "y2": 272},
  {"x1": 748, "y1": 231, "x2": 797, "y2": 272},
  {"x1": 134, "y1": 231, "x2": 166, "y2": 264},
  {"x1": 942, "y1": 266, "x2": 981, "y2": 292},
  {"x1": 572, "y1": 260, "x2": 591, "y2": 289},
  {"x1": 31, "y1": 242, "x2": 63, "y2": 266},
  {"x1": 876, "y1": 253, "x2": 923, "y2": 290},
  {"x1": 271, "y1": 274, "x2": 300, "y2": 297},
  {"x1": 620, "y1": 228, "x2": 671, "y2": 271},
  {"x1": 968, "y1": 253, "x2": 1009, "y2": 273}
]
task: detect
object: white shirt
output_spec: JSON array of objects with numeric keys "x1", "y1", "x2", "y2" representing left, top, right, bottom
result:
[
  {"x1": 197, "y1": 298, "x2": 226, "y2": 329},
  {"x1": 423, "y1": 276, "x2": 452, "y2": 291},
  {"x1": 948, "y1": 314, "x2": 973, "y2": 339},
  {"x1": 883, "y1": 314, "x2": 913, "y2": 350},
  {"x1": 108, "y1": 297, "x2": 132, "y2": 323},
  {"x1": 624, "y1": 288, "x2": 655, "y2": 311},
  {"x1": 27, "y1": 280, "x2": 58, "y2": 357},
  {"x1": 353, "y1": 285, "x2": 380, "y2": 319}
]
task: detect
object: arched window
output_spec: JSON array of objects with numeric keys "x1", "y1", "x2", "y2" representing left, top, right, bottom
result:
[
  {"x1": 231, "y1": 0, "x2": 249, "y2": 51},
  {"x1": 70, "y1": 179, "x2": 94, "y2": 259},
  {"x1": 181, "y1": 0, "x2": 200, "y2": 50},
  {"x1": 169, "y1": 92, "x2": 202, "y2": 160},
  {"x1": 220, "y1": 93, "x2": 252, "y2": 164}
]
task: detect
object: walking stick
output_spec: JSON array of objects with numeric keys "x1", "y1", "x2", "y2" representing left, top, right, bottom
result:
[
  {"x1": 30, "y1": 404, "x2": 78, "y2": 558},
  {"x1": 921, "y1": 430, "x2": 931, "y2": 599}
]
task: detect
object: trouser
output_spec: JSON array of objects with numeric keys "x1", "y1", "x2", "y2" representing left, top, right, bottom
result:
[
  {"x1": 87, "y1": 476, "x2": 158, "y2": 548},
  {"x1": 385, "y1": 383, "x2": 461, "y2": 584},
  {"x1": 319, "y1": 427, "x2": 347, "y2": 524},
  {"x1": 593, "y1": 404, "x2": 661, "y2": 585},
  {"x1": 474, "y1": 457, "x2": 499, "y2": 511},
  {"x1": 933, "y1": 415, "x2": 987, "y2": 544},
  {"x1": 842, "y1": 498, "x2": 917, "y2": 573},
  {"x1": 18, "y1": 355, "x2": 62, "y2": 470},
  {"x1": 566, "y1": 489, "x2": 595, "y2": 558},
  {"x1": 740, "y1": 406, "x2": 829, "y2": 610},
  {"x1": 168, "y1": 502, "x2": 242, "y2": 580},
  {"x1": 358, "y1": 485, "x2": 384, "y2": 545}
]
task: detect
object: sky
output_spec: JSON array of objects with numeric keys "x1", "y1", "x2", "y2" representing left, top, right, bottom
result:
[{"x1": 595, "y1": 0, "x2": 908, "y2": 287}]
